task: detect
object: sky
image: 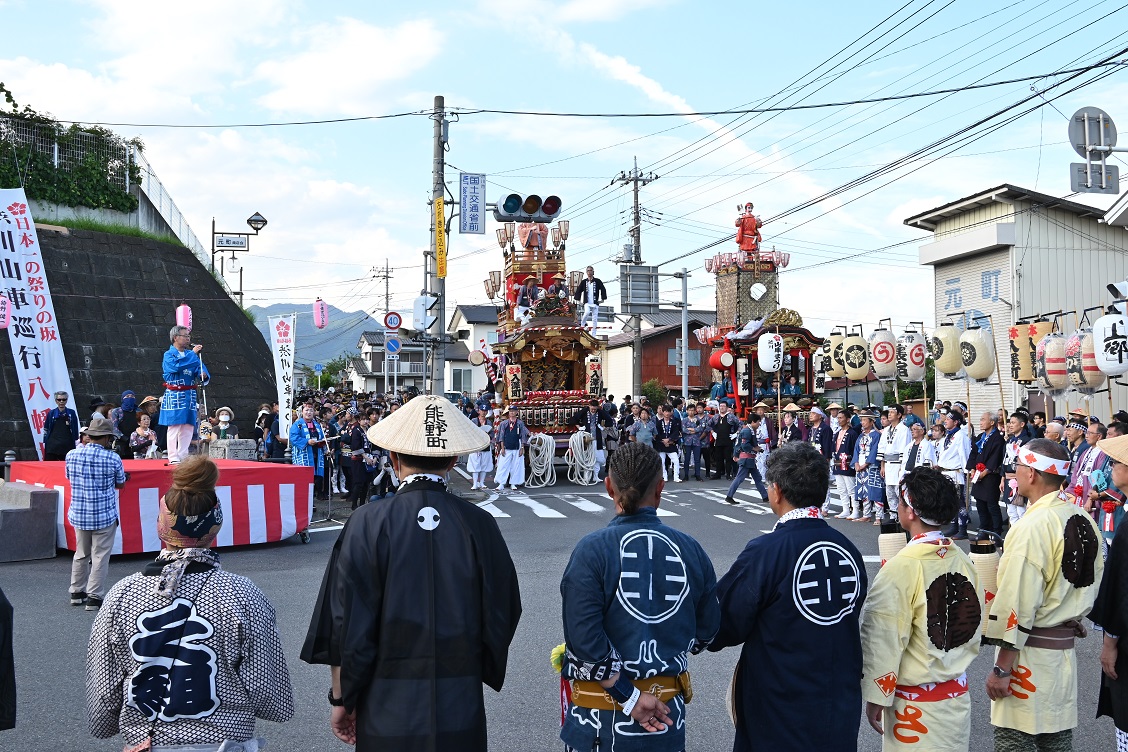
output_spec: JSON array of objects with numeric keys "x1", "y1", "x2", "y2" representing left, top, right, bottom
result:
[{"x1": 3, "y1": 0, "x2": 1128, "y2": 350}]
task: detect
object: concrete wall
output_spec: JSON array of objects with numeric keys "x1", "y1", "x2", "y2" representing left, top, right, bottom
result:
[
  {"x1": 30, "y1": 187, "x2": 181, "y2": 244},
  {"x1": 0, "y1": 226, "x2": 276, "y2": 457}
]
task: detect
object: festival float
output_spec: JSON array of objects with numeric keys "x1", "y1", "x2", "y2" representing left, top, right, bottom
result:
[
  {"x1": 696, "y1": 203, "x2": 823, "y2": 421},
  {"x1": 471, "y1": 201, "x2": 607, "y2": 463}
]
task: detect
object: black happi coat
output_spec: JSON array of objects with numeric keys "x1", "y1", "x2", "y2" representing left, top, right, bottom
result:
[
  {"x1": 301, "y1": 478, "x2": 522, "y2": 752},
  {"x1": 966, "y1": 428, "x2": 1006, "y2": 502},
  {"x1": 1092, "y1": 520, "x2": 1128, "y2": 731}
]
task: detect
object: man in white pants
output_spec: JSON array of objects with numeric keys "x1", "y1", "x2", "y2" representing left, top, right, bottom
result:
[
  {"x1": 878, "y1": 403, "x2": 912, "y2": 516},
  {"x1": 159, "y1": 325, "x2": 209, "y2": 463},
  {"x1": 572, "y1": 266, "x2": 607, "y2": 332},
  {"x1": 494, "y1": 407, "x2": 529, "y2": 490}
]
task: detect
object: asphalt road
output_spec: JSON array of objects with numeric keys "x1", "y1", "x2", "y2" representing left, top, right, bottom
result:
[{"x1": 0, "y1": 470, "x2": 1116, "y2": 751}]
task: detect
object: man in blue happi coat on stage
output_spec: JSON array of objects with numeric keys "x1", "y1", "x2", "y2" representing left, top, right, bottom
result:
[
  {"x1": 560, "y1": 441, "x2": 719, "y2": 752},
  {"x1": 159, "y1": 324, "x2": 209, "y2": 464},
  {"x1": 710, "y1": 441, "x2": 867, "y2": 752}
]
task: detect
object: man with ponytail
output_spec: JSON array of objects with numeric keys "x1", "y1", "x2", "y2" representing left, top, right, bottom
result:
[{"x1": 559, "y1": 441, "x2": 719, "y2": 752}]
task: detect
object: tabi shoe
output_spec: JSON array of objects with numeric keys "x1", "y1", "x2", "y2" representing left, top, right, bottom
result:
[
  {"x1": 724, "y1": 496, "x2": 738, "y2": 505},
  {"x1": 854, "y1": 516, "x2": 872, "y2": 523},
  {"x1": 85, "y1": 597, "x2": 103, "y2": 611},
  {"x1": 845, "y1": 513, "x2": 860, "y2": 520},
  {"x1": 509, "y1": 485, "x2": 520, "y2": 490},
  {"x1": 69, "y1": 591, "x2": 85, "y2": 606},
  {"x1": 835, "y1": 510, "x2": 850, "y2": 519},
  {"x1": 695, "y1": 476, "x2": 703, "y2": 481},
  {"x1": 674, "y1": 477, "x2": 683, "y2": 483},
  {"x1": 872, "y1": 519, "x2": 881, "y2": 526},
  {"x1": 495, "y1": 484, "x2": 507, "y2": 491}
]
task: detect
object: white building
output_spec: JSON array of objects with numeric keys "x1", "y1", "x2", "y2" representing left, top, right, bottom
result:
[
  {"x1": 446, "y1": 304, "x2": 501, "y2": 396},
  {"x1": 905, "y1": 184, "x2": 1128, "y2": 421}
]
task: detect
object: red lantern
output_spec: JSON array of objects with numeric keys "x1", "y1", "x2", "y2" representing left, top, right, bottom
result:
[
  {"x1": 313, "y1": 298, "x2": 329, "y2": 329},
  {"x1": 175, "y1": 303, "x2": 193, "y2": 331}
]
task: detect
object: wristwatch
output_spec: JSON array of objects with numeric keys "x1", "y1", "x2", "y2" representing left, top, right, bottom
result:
[
  {"x1": 328, "y1": 688, "x2": 345, "y2": 707},
  {"x1": 991, "y1": 665, "x2": 1012, "y2": 678}
]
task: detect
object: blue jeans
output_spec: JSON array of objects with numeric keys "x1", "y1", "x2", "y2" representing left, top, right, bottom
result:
[
  {"x1": 683, "y1": 445, "x2": 702, "y2": 478},
  {"x1": 727, "y1": 461, "x2": 767, "y2": 499}
]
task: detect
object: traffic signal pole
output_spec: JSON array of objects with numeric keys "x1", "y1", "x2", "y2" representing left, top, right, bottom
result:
[{"x1": 431, "y1": 94, "x2": 447, "y2": 396}]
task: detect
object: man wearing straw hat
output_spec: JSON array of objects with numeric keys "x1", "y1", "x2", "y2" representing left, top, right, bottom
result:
[
  {"x1": 984, "y1": 439, "x2": 1103, "y2": 752},
  {"x1": 861, "y1": 465, "x2": 982, "y2": 752},
  {"x1": 302, "y1": 395, "x2": 522, "y2": 752}
]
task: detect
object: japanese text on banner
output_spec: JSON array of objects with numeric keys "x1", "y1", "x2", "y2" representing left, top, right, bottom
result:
[
  {"x1": 0, "y1": 188, "x2": 74, "y2": 458},
  {"x1": 268, "y1": 315, "x2": 296, "y2": 435},
  {"x1": 435, "y1": 196, "x2": 446, "y2": 278}
]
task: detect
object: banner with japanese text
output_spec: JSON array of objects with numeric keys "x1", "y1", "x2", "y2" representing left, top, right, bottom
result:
[
  {"x1": 268, "y1": 314, "x2": 296, "y2": 435},
  {"x1": 435, "y1": 196, "x2": 447, "y2": 278},
  {"x1": 1, "y1": 188, "x2": 74, "y2": 458}
]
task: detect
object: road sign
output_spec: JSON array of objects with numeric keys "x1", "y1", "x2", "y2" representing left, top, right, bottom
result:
[
  {"x1": 1070, "y1": 162, "x2": 1119, "y2": 194},
  {"x1": 459, "y1": 173, "x2": 486, "y2": 234},
  {"x1": 215, "y1": 235, "x2": 248, "y2": 249},
  {"x1": 385, "y1": 336, "x2": 402, "y2": 355},
  {"x1": 314, "y1": 363, "x2": 324, "y2": 373},
  {"x1": 620, "y1": 264, "x2": 659, "y2": 315},
  {"x1": 384, "y1": 311, "x2": 402, "y2": 330},
  {"x1": 387, "y1": 354, "x2": 400, "y2": 361},
  {"x1": 1069, "y1": 107, "x2": 1117, "y2": 159}
]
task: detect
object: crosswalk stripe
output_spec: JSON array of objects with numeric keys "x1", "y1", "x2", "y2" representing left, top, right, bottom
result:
[
  {"x1": 508, "y1": 494, "x2": 567, "y2": 518},
  {"x1": 735, "y1": 489, "x2": 763, "y2": 499},
  {"x1": 477, "y1": 495, "x2": 511, "y2": 518},
  {"x1": 657, "y1": 508, "x2": 679, "y2": 517},
  {"x1": 564, "y1": 495, "x2": 606, "y2": 513},
  {"x1": 715, "y1": 515, "x2": 744, "y2": 524}
]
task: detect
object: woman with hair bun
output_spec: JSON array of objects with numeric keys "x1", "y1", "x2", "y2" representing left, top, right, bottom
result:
[
  {"x1": 86, "y1": 456, "x2": 294, "y2": 751},
  {"x1": 558, "y1": 442, "x2": 719, "y2": 752}
]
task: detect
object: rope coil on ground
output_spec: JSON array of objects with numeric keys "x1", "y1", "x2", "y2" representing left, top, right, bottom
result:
[
  {"x1": 566, "y1": 430, "x2": 599, "y2": 486},
  {"x1": 526, "y1": 432, "x2": 557, "y2": 488}
]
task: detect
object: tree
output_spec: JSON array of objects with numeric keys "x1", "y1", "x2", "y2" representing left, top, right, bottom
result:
[
  {"x1": 301, "y1": 354, "x2": 351, "y2": 390},
  {"x1": 640, "y1": 378, "x2": 668, "y2": 407}
]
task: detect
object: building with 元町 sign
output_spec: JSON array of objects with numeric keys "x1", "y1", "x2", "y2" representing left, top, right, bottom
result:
[{"x1": 905, "y1": 184, "x2": 1128, "y2": 421}]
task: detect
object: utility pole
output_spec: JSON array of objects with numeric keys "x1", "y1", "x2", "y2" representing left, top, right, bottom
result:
[
  {"x1": 613, "y1": 156, "x2": 657, "y2": 397},
  {"x1": 430, "y1": 95, "x2": 448, "y2": 396},
  {"x1": 680, "y1": 267, "x2": 689, "y2": 400}
]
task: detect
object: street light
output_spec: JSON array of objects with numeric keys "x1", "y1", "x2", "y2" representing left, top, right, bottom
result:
[{"x1": 211, "y1": 211, "x2": 267, "y2": 307}]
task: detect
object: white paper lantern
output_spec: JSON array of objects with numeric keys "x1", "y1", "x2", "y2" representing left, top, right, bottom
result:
[
  {"x1": 1007, "y1": 321, "x2": 1034, "y2": 384},
  {"x1": 897, "y1": 329, "x2": 927, "y2": 382},
  {"x1": 931, "y1": 323, "x2": 963, "y2": 378},
  {"x1": 959, "y1": 326, "x2": 995, "y2": 383},
  {"x1": 1066, "y1": 328, "x2": 1106, "y2": 396},
  {"x1": 1035, "y1": 332, "x2": 1069, "y2": 397},
  {"x1": 842, "y1": 333, "x2": 870, "y2": 381},
  {"x1": 868, "y1": 328, "x2": 897, "y2": 381},
  {"x1": 735, "y1": 357, "x2": 751, "y2": 397},
  {"x1": 757, "y1": 332, "x2": 784, "y2": 372},
  {"x1": 1094, "y1": 313, "x2": 1128, "y2": 377},
  {"x1": 826, "y1": 331, "x2": 846, "y2": 378}
]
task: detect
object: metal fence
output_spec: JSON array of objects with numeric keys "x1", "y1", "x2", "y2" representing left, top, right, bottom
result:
[{"x1": 0, "y1": 115, "x2": 236, "y2": 301}]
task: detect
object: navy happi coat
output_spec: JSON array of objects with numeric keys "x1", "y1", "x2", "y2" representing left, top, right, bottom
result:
[{"x1": 710, "y1": 514, "x2": 868, "y2": 752}]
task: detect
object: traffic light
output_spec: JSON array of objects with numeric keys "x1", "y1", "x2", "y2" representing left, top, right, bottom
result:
[
  {"x1": 413, "y1": 293, "x2": 439, "y2": 332},
  {"x1": 493, "y1": 193, "x2": 563, "y2": 223}
]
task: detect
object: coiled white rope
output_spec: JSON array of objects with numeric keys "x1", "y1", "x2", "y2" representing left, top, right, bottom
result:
[
  {"x1": 566, "y1": 429, "x2": 599, "y2": 486},
  {"x1": 526, "y1": 432, "x2": 557, "y2": 488}
]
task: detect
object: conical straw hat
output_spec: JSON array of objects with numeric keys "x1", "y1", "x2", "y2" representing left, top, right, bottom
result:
[{"x1": 366, "y1": 395, "x2": 490, "y2": 456}]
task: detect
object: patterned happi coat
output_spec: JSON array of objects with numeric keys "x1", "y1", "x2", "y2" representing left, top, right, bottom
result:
[
  {"x1": 159, "y1": 346, "x2": 209, "y2": 427},
  {"x1": 560, "y1": 508, "x2": 719, "y2": 752},
  {"x1": 86, "y1": 559, "x2": 293, "y2": 747}
]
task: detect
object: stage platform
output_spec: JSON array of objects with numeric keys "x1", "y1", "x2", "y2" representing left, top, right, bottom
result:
[{"x1": 9, "y1": 459, "x2": 314, "y2": 554}]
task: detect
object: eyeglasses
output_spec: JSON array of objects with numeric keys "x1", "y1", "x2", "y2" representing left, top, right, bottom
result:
[{"x1": 55, "y1": 398, "x2": 67, "y2": 402}]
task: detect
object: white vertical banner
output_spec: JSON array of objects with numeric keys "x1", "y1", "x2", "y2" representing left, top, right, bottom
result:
[
  {"x1": 268, "y1": 314, "x2": 296, "y2": 436},
  {"x1": 0, "y1": 188, "x2": 74, "y2": 458}
]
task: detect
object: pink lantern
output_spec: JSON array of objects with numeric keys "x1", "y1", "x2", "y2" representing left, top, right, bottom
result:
[
  {"x1": 175, "y1": 303, "x2": 193, "y2": 331},
  {"x1": 313, "y1": 298, "x2": 329, "y2": 329},
  {"x1": 0, "y1": 294, "x2": 9, "y2": 329},
  {"x1": 705, "y1": 258, "x2": 714, "y2": 273}
]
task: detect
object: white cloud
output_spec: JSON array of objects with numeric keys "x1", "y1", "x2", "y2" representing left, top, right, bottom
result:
[
  {"x1": 253, "y1": 18, "x2": 443, "y2": 116},
  {"x1": 556, "y1": 0, "x2": 673, "y2": 23}
]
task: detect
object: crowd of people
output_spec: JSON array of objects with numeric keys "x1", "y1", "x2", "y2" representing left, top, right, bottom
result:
[
  {"x1": 24, "y1": 344, "x2": 1128, "y2": 752},
  {"x1": 20, "y1": 391, "x2": 1127, "y2": 752}
]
